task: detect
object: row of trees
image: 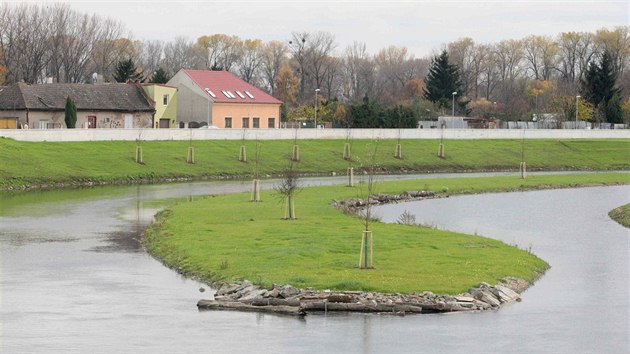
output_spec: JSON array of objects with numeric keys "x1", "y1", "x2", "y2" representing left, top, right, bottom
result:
[{"x1": 1, "y1": 3, "x2": 629, "y2": 123}]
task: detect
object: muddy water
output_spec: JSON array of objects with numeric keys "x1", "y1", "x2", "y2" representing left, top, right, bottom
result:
[{"x1": 1, "y1": 175, "x2": 628, "y2": 353}]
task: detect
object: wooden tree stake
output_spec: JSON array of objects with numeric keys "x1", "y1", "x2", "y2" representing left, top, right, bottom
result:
[{"x1": 187, "y1": 146, "x2": 195, "y2": 164}]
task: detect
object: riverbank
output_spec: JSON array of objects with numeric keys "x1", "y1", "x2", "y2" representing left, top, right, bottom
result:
[
  {"x1": 143, "y1": 173, "x2": 629, "y2": 302},
  {"x1": 1, "y1": 137, "x2": 628, "y2": 190},
  {"x1": 608, "y1": 203, "x2": 630, "y2": 228},
  {"x1": 197, "y1": 277, "x2": 529, "y2": 316}
]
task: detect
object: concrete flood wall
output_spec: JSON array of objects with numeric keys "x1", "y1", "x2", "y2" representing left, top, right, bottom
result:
[{"x1": 1, "y1": 128, "x2": 629, "y2": 142}]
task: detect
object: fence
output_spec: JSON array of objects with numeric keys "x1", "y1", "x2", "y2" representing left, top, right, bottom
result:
[{"x1": 1, "y1": 128, "x2": 628, "y2": 142}]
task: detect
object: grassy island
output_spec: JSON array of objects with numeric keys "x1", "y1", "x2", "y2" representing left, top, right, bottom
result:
[
  {"x1": 144, "y1": 173, "x2": 628, "y2": 294},
  {"x1": 609, "y1": 203, "x2": 630, "y2": 228}
]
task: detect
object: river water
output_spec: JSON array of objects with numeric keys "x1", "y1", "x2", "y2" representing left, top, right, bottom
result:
[{"x1": 0, "y1": 175, "x2": 628, "y2": 353}]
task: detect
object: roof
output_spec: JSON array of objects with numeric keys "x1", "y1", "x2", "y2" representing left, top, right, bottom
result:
[
  {"x1": 182, "y1": 70, "x2": 282, "y2": 105},
  {"x1": 142, "y1": 83, "x2": 177, "y2": 89},
  {"x1": 0, "y1": 83, "x2": 155, "y2": 112}
]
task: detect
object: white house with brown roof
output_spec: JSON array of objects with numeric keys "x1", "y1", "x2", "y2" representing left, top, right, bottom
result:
[
  {"x1": 0, "y1": 82, "x2": 155, "y2": 129},
  {"x1": 167, "y1": 69, "x2": 282, "y2": 129}
]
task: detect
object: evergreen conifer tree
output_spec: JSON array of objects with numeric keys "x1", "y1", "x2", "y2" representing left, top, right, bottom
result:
[
  {"x1": 114, "y1": 58, "x2": 144, "y2": 83},
  {"x1": 149, "y1": 67, "x2": 170, "y2": 84},
  {"x1": 424, "y1": 51, "x2": 463, "y2": 110},
  {"x1": 64, "y1": 96, "x2": 77, "y2": 128},
  {"x1": 581, "y1": 50, "x2": 621, "y2": 123}
]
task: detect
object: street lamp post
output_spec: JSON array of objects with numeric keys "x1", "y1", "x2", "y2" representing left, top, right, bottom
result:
[
  {"x1": 575, "y1": 95, "x2": 581, "y2": 129},
  {"x1": 452, "y1": 92, "x2": 457, "y2": 117},
  {"x1": 315, "y1": 88, "x2": 320, "y2": 128}
]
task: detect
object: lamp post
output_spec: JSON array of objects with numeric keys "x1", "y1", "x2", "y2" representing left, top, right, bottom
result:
[
  {"x1": 315, "y1": 88, "x2": 320, "y2": 128},
  {"x1": 452, "y1": 92, "x2": 457, "y2": 117},
  {"x1": 575, "y1": 95, "x2": 580, "y2": 129}
]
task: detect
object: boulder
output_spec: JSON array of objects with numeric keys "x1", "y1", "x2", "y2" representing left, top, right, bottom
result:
[
  {"x1": 495, "y1": 285, "x2": 521, "y2": 303},
  {"x1": 280, "y1": 285, "x2": 300, "y2": 298},
  {"x1": 240, "y1": 289, "x2": 267, "y2": 301},
  {"x1": 216, "y1": 283, "x2": 241, "y2": 296},
  {"x1": 265, "y1": 288, "x2": 280, "y2": 298}
]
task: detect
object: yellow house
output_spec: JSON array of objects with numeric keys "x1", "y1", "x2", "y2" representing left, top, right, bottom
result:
[
  {"x1": 167, "y1": 69, "x2": 282, "y2": 129},
  {"x1": 142, "y1": 84, "x2": 178, "y2": 128}
]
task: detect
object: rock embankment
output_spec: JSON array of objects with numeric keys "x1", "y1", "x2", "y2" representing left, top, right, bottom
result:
[
  {"x1": 197, "y1": 279, "x2": 525, "y2": 317},
  {"x1": 333, "y1": 190, "x2": 438, "y2": 213}
]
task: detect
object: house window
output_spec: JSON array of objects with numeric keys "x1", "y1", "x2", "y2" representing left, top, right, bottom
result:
[
  {"x1": 163, "y1": 94, "x2": 169, "y2": 106},
  {"x1": 225, "y1": 117, "x2": 232, "y2": 128},
  {"x1": 252, "y1": 117, "x2": 260, "y2": 128},
  {"x1": 242, "y1": 117, "x2": 249, "y2": 128},
  {"x1": 267, "y1": 118, "x2": 276, "y2": 128}
]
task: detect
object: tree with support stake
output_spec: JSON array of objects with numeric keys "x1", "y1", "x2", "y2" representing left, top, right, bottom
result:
[
  {"x1": 345, "y1": 128, "x2": 354, "y2": 187},
  {"x1": 358, "y1": 142, "x2": 379, "y2": 269},
  {"x1": 395, "y1": 106, "x2": 403, "y2": 159},
  {"x1": 239, "y1": 129, "x2": 247, "y2": 163},
  {"x1": 438, "y1": 123, "x2": 446, "y2": 158},
  {"x1": 291, "y1": 128, "x2": 300, "y2": 162},
  {"x1": 519, "y1": 129, "x2": 527, "y2": 179},
  {"x1": 186, "y1": 129, "x2": 195, "y2": 164},
  {"x1": 135, "y1": 130, "x2": 144, "y2": 164},
  {"x1": 275, "y1": 160, "x2": 300, "y2": 220},
  {"x1": 250, "y1": 139, "x2": 262, "y2": 202}
]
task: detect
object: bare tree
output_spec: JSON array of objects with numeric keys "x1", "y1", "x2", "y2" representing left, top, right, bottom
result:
[
  {"x1": 275, "y1": 160, "x2": 300, "y2": 220},
  {"x1": 162, "y1": 37, "x2": 205, "y2": 75},
  {"x1": 61, "y1": 12, "x2": 104, "y2": 83},
  {"x1": 306, "y1": 31, "x2": 337, "y2": 92},
  {"x1": 341, "y1": 41, "x2": 375, "y2": 103},
  {"x1": 46, "y1": 4, "x2": 71, "y2": 83},
  {"x1": 261, "y1": 40, "x2": 288, "y2": 94},
  {"x1": 448, "y1": 37, "x2": 476, "y2": 96},
  {"x1": 522, "y1": 35, "x2": 558, "y2": 81},
  {"x1": 88, "y1": 18, "x2": 126, "y2": 81},
  {"x1": 322, "y1": 55, "x2": 340, "y2": 100},
  {"x1": 493, "y1": 39, "x2": 524, "y2": 110},
  {"x1": 238, "y1": 39, "x2": 264, "y2": 83},
  {"x1": 288, "y1": 31, "x2": 311, "y2": 100},
  {"x1": 139, "y1": 40, "x2": 164, "y2": 75},
  {"x1": 0, "y1": 4, "x2": 52, "y2": 83},
  {"x1": 196, "y1": 34, "x2": 242, "y2": 71},
  {"x1": 357, "y1": 142, "x2": 379, "y2": 269}
]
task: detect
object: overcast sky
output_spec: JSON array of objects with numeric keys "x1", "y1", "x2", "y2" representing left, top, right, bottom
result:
[{"x1": 36, "y1": 1, "x2": 630, "y2": 57}]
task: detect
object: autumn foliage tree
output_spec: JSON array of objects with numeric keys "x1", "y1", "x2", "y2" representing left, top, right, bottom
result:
[{"x1": 274, "y1": 65, "x2": 300, "y2": 107}]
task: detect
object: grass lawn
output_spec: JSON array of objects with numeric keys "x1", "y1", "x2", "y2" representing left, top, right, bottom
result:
[
  {"x1": 144, "y1": 172, "x2": 629, "y2": 295},
  {"x1": 1, "y1": 137, "x2": 628, "y2": 188},
  {"x1": 608, "y1": 203, "x2": 630, "y2": 228}
]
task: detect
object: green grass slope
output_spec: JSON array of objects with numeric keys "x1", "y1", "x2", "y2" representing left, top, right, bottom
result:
[{"x1": 1, "y1": 138, "x2": 628, "y2": 188}]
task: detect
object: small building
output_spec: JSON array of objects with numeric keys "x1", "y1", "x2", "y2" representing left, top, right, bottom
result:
[
  {"x1": 0, "y1": 82, "x2": 155, "y2": 129},
  {"x1": 437, "y1": 116, "x2": 468, "y2": 129},
  {"x1": 167, "y1": 69, "x2": 282, "y2": 129},
  {"x1": 142, "y1": 84, "x2": 178, "y2": 128}
]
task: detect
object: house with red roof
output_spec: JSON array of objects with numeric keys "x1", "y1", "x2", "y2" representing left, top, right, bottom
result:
[{"x1": 167, "y1": 69, "x2": 282, "y2": 129}]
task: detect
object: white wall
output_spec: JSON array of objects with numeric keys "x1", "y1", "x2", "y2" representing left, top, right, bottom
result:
[{"x1": 1, "y1": 128, "x2": 629, "y2": 142}]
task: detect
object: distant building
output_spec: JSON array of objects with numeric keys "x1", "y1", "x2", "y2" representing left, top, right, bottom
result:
[
  {"x1": 0, "y1": 82, "x2": 155, "y2": 129},
  {"x1": 437, "y1": 116, "x2": 468, "y2": 129},
  {"x1": 142, "y1": 84, "x2": 178, "y2": 128},
  {"x1": 167, "y1": 69, "x2": 282, "y2": 129}
]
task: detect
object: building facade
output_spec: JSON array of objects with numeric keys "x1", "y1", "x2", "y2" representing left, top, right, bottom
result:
[
  {"x1": 167, "y1": 69, "x2": 282, "y2": 129},
  {"x1": 142, "y1": 84, "x2": 178, "y2": 128},
  {"x1": 0, "y1": 82, "x2": 155, "y2": 129}
]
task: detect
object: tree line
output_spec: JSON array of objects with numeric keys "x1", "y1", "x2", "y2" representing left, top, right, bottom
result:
[{"x1": 1, "y1": 3, "x2": 629, "y2": 125}]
